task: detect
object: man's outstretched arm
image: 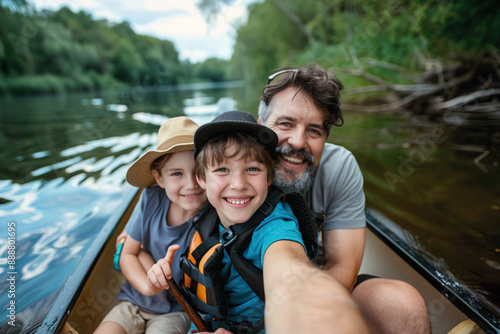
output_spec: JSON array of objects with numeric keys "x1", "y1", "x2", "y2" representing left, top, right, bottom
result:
[
  {"x1": 322, "y1": 228, "x2": 365, "y2": 291},
  {"x1": 263, "y1": 240, "x2": 370, "y2": 334}
]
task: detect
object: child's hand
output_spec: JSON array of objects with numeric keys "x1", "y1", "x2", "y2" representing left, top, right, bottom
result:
[
  {"x1": 146, "y1": 244, "x2": 180, "y2": 294},
  {"x1": 116, "y1": 230, "x2": 128, "y2": 247}
]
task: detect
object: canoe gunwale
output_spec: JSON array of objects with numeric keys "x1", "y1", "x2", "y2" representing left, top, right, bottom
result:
[{"x1": 366, "y1": 209, "x2": 499, "y2": 334}]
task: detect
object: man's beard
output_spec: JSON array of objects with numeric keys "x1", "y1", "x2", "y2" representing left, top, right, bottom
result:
[{"x1": 273, "y1": 145, "x2": 316, "y2": 193}]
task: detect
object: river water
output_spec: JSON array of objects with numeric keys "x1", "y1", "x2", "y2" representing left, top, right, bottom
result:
[{"x1": 0, "y1": 83, "x2": 499, "y2": 331}]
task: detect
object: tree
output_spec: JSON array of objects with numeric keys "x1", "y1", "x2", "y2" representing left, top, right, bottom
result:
[
  {"x1": 112, "y1": 39, "x2": 143, "y2": 84},
  {"x1": 194, "y1": 57, "x2": 228, "y2": 82}
]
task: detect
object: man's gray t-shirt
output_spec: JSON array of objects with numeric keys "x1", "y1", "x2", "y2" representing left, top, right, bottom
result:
[{"x1": 305, "y1": 143, "x2": 366, "y2": 230}]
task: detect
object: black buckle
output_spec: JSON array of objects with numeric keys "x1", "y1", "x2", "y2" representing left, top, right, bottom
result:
[
  {"x1": 220, "y1": 226, "x2": 237, "y2": 247},
  {"x1": 258, "y1": 199, "x2": 274, "y2": 216},
  {"x1": 313, "y1": 211, "x2": 325, "y2": 231},
  {"x1": 234, "y1": 320, "x2": 254, "y2": 334}
]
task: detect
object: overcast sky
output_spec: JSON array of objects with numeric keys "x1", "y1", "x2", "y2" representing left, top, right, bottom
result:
[{"x1": 31, "y1": 0, "x2": 253, "y2": 63}]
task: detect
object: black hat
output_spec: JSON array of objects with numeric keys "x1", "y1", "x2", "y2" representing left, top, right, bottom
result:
[{"x1": 194, "y1": 110, "x2": 278, "y2": 159}]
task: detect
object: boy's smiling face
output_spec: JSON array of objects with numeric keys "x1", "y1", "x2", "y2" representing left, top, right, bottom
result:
[{"x1": 197, "y1": 143, "x2": 271, "y2": 228}]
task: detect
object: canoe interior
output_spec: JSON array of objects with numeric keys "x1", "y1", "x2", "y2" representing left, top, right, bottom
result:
[
  {"x1": 362, "y1": 209, "x2": 498, "y2": 334},
  {"x1": 361, "y1": 226, "x2": 469, "y2": 333},
  {"x1": 56, "y1": 196, "x2": 498, "y2": 334}
]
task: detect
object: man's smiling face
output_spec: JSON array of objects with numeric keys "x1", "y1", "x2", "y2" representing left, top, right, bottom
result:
[{"x1": 260, "y1": 87, "x2": 328, "y2": 191}]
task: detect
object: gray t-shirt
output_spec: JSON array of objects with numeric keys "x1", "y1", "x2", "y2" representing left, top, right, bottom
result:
[
  {"x1": 118, "y1": 185, "x2": 204, "y2": 314},
  {"x1": 305, "y1": 143, "x2": 366, "y2": 230}
]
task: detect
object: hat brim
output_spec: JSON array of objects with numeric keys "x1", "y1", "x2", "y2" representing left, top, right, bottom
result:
[
  {"x1": 126, "y1": 142, "x2": 194, "y2": 188},
  {"x1": 194, "y1": 120, "x2": 278, "y2": 159}
]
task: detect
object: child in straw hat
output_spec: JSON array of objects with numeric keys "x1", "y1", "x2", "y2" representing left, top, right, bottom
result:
[{"x1": 94, "y1": 117, "x2": 207, "y2": 334}]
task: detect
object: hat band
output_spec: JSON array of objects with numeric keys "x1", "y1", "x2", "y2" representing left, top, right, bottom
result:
[{"x1": 157, "y1": 135, "x2": 194, "y2": 151}]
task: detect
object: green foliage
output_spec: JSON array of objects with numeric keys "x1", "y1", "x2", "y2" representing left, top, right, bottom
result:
[
  {"x1": 0, "y1": 3, "x2": 192, "y2": 95},
  {"x1": 0, "y1": 39, "x2": 4, "y2": 59},
  {"x1": 193, "y1": 58, "x2": 229, "y2": 82},
  {"x1": 6, "y1": 74, "x2": 66, "y2": 94},
  {"x1": 111, "y1": 39, "x2": 143, "y2": 83},
  {"x1": 3, "y1": 72, "x2": 126, "y2": 94},
  {"x1": 35, "y1": 22, "x2": 85, "y2": 76},
  {"x1": 413, "y1": 0, "x2": 500, "y2": 55},
  {"x1": 2, "y1": 0, "x2": 498, "y2": 95},
  {"x1": 226, "y1": 0, "x2": 499, "y2": 88},
  {"x1": 230, "y1": 1, "x2": 309, "y2": 87}
]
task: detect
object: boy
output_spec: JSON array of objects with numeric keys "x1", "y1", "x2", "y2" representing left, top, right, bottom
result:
[
  {"x1": 94, "y1": 117, "x2": 207, "y2": 334},
  {"x1": 190, "y1": 110, "x2": 301, "y2": 332}
]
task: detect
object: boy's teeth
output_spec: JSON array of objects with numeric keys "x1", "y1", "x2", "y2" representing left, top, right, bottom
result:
[
  {"x1": 227, "y1": 198, "x2": 250, "y2": 205},
  {"x1": 284, "y1": 155, "x2": 303, "y2": 163}
]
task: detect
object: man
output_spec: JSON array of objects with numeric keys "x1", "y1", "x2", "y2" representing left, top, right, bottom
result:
[{"x1": 258, "y1": 63, "x2": 431, "y2": 334}]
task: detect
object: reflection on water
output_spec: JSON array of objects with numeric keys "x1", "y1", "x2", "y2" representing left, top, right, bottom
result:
[
  {"x1": 0, "y1": 84, "x2": 499, "y2": 331},
  {"x1": 0, "y1": 85, "x2": 240, "y2": 331}
]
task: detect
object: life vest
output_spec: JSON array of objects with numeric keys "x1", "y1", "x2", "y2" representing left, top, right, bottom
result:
[{"x1": 179, "y1": 185, "x2": 319, "y2": 332}]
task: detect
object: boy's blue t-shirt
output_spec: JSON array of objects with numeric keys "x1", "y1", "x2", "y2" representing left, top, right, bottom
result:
[
  {"x1": 118, "y1": 185, "x2": 205, "y2": 314},
  {"x1": 214, "y1": 200, "x2": 306, "y2": 329}
]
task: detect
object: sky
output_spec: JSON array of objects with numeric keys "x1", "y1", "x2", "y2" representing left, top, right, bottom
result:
[{"x1": 31, "y1": 0, "x2": 253, "y2": 63}]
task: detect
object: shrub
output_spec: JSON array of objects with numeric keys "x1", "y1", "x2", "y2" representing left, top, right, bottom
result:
[{"x1": 6, "y1": 74, "x2": 66, "y2": 94}]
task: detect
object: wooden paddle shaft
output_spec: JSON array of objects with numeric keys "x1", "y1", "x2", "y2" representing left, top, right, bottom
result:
[{"x1": 168, "y1": 278, "x2": 209, "y2": 332}]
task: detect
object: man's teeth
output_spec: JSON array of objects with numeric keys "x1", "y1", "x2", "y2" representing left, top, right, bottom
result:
[
  {"x1": 227, "y1": 198, "x2": 250, "y2": 205},
  {"x1": 283, "y1": 155, "x2": 303, "y2": 163}
]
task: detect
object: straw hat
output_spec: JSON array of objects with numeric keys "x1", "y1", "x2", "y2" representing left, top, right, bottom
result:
[{"x1": 126, "y1": 117, "x2": 199, "y2": 188}]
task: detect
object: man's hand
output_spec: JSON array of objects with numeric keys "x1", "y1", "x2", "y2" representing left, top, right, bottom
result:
[{"x1": 145, "y1": 244, "x2": 179, "y2": 295}]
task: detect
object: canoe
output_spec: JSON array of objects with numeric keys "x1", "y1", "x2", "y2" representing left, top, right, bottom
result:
[
  {"x1": 360, "y1": 210, "x2": 499, "y2": 334},
  {"x1": 35, "y1": 188, "x2": 500, "y2": 334}
]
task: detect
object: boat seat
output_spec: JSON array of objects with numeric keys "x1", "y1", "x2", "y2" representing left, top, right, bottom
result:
[
  {"x1": 447, "y1": 319, "x2": 482, "y2": 334},
  {"x1": 60, "y1": 321, "x2": 79, "y2": 334}
]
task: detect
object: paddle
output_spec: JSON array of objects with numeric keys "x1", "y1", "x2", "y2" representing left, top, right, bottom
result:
[
  {"x1": 115, "y1": 238, "x2": 208, "y2": 330},
  {"x1": 167, "y1": 277, "x2": 209, "y2": 332}
]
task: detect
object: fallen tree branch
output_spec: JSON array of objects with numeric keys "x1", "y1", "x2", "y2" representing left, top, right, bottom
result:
[
  {"x1": 338, "y1": 68, "x2": 395, "y2": 90},
  {"x1": 361, "y1": 57, "x2": 422, "y2": 83},
  {"x1": 343, "y1": 85, "x2": 388, "y2": 94},
  {"x1": 460, "y1": 104, "x2": 500, "y2": 112},
  {"x1": 432, "y1": 89, "x2": 500, "y2": 111},
  {"x1": 339, "y1": 67, "x2": 475, "y2": 95},
  {"x1": 340, "y1": 55, "x2": 500, "y2": 123},
  {"x1": 342, "y1": 94, "x2": 418, "y2": 113}
]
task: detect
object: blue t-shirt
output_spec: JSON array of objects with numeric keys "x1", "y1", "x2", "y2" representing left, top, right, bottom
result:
[
  {"x1": 118, "y1": 185, "x2": 205, "y2": 314},
  {"x1": 213, "y1": 200, "x2": 305, "y2": 329}
]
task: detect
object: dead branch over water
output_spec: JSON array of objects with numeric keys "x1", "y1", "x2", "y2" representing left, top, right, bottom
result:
[
  {"x1": 340, "y1": 52, "x2": 500, "y2": 162},
  {"x1": 341, "y1": 51, "x2": 500, "y2": 126}
]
